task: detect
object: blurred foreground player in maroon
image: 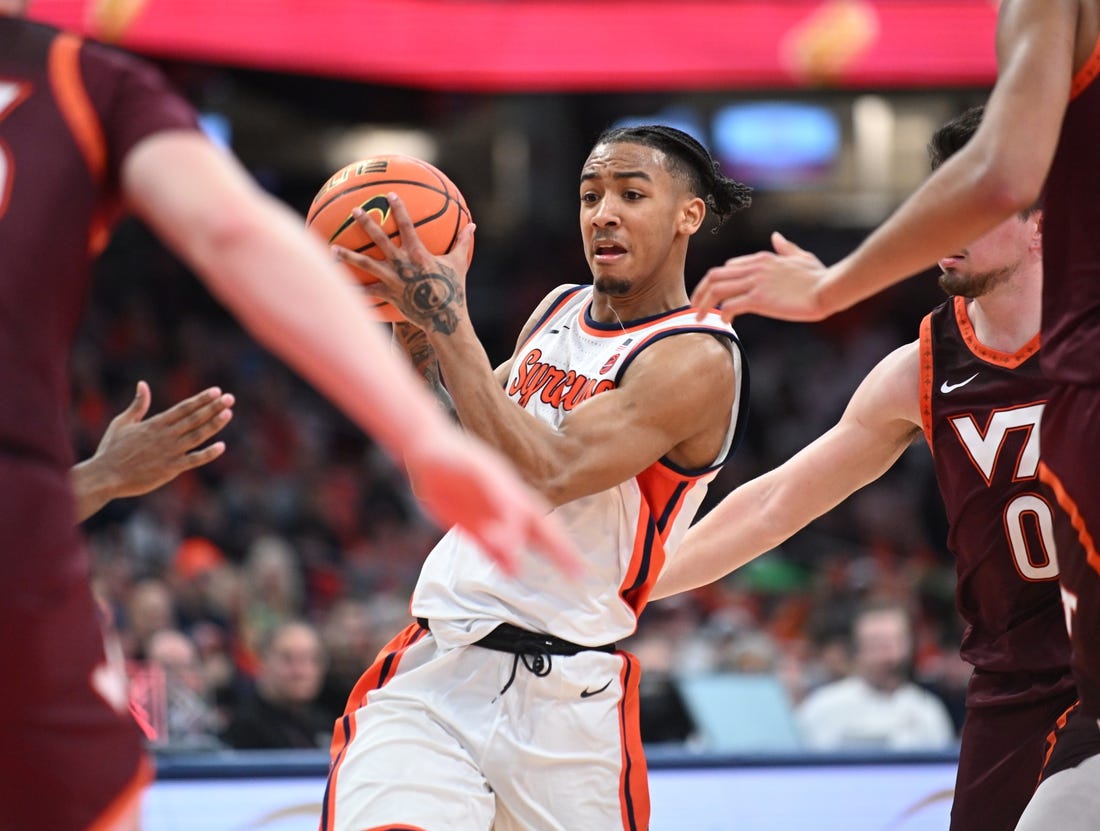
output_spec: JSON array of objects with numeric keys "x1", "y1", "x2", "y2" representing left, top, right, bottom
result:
[
  {"x1": 689, "y1": 1, "x2": 1100, "y2": 826},
  {"x1": 0, "y1": 2, "x2": 577, "y2": 828},
  {"x1": 657, "y1": 107, "x2": 1077, "y2": 831}
]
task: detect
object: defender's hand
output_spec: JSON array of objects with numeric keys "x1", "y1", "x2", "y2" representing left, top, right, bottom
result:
[
  {"x1": 73, "y1": 382, "x2": 234, "y2": 521},
  {"x1": 691, "y1": 232, "x2": 831, "y2": 323}
]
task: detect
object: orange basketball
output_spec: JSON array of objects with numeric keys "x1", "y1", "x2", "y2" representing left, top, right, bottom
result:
[{"x1": 306, "y1": 154, "x2": 473, "y2": 323}]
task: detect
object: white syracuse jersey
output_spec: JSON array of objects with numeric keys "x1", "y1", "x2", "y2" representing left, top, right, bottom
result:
[{"x1": 412, "y1": 285, "x2": 748, "y2": 647}]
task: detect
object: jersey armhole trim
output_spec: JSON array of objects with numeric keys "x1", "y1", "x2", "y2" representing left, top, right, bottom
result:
[
  {"x1": 518, "y1": 285, "x2": 587, "y2": 350},
  {"x1": 615, "y1": 327, "x2": 748, "y2": 475}
]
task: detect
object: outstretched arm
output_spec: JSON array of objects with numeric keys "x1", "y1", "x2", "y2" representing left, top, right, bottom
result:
[
  {"x1": 691, "y1": 0, "x2": 1079, "y2": 322},
  {"x1": 120, "y1": 132, "x2": 578, "y2": 576},
  {"x1": 652, "y1": 341, "x2": 923, "y2": 599},
  {"x1": 71, "y1": 381, "x2": 233, "y2": 522}
]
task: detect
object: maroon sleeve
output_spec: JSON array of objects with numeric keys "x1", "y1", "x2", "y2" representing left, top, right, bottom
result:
[{"x1": 77, "y1": 39, "x2": 200, "y2": 190}]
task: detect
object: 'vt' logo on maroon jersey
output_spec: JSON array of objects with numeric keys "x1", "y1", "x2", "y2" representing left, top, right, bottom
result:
[
  {"x1": 950, "y1": 401, "x2": 1058, "y2": 582},
  {"x1": 949, "y1": 402, "x2": 1045, "y2": 486}
]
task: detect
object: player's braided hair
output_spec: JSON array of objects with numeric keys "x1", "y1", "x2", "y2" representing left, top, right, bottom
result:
[{"x1": 595, "y1": 124, "x2": 752, "y2": 231}]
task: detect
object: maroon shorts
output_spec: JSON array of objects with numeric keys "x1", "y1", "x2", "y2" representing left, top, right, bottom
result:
[
  {"x1": 0, "y1": 567, "x2": 151, "y2": 829},
  {"x1": 950, "y1": 687, "x2": 1079, "y2": 831}
]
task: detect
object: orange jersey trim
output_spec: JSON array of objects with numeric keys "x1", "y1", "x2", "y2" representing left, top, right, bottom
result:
[
  {"x1": 1072, "y1": 31, "x2": 1100, "y2": 100},
  {"x1": 48, "y1": 33, "x2": 113, "y2": 255},
  {"x1": 1038, "y1": 461, "x2": 1100, "y2": 578},
  {"x1": 619, "y1": 464, "x2": 705, "y2": 616},
  {"x1": 918, "y1": 313, "x2": 935, "y2": 451},
  {"x1": 578, "y1": 302, "x2": 697, "y2": 338},
  {"x1": 953, "y1": 296, "x2": 1039, "y2": 368},
  {"x1": 619, "y1": 507, "x2": 659, "y2": 618},
  {"x1": 617, "y1": 653, "x2": 649, "y2": 831},
  {"x1": 85, "y1": 753, "x2": 154, "y2": 831},
  {"x1": 48, "y1": 34, "x2": 107, "y2": 185}
]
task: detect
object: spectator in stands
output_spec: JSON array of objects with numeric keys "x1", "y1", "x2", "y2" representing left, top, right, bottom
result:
[
  {"x1": 222, "y1": 620, "x2": 329, "y2": 750},
  {"x1": 122, "y1": 578, "x2": 177, "y2": 660},
  {"x1": 795, "y1": 601, "x2": 955, "y2": 751},
  {"x1": 239, "y1": 534, "x2": 306, "y2": 661},
  {"x1": 145, "y1": 629, "x2": 223, "y2": 749},
  {"x1": 316, "y1": 598, "x2": 376, "y2": 723}
]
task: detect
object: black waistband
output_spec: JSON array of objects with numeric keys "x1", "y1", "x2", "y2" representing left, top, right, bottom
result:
[{"x1": 416, "y1": 618, "x2": 616, "y2": 655}]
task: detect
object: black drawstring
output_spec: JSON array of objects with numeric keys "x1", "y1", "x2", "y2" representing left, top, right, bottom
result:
[
  {"x1": 416, "y1": 618, "x2": 617, "y2": 701},
  {"x1": 495, "y1": 639, "x2": 553, "y2": 699}
]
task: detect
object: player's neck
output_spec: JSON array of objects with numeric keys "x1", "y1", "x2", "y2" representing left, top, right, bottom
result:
[
  {"x1": 589, "y1": 279, "x2": 689, "y2": 325},
  {"x1": 967, "y1": 272, "x2": 1042, "y2": 353}
]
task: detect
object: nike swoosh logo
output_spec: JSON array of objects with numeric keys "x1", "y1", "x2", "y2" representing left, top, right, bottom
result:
[
  {"x1": 940, "y1": 373, "x2": 979, "y2": 394},
  {"x1": 359, "y1": 194, "x2": 392, "y2": 223},
  {"x1": 329, "y1": 194, "x2": 394, "y2": 243},
  {"x1": 580, "y1": 679, "x2": 613, "y2": 699}
]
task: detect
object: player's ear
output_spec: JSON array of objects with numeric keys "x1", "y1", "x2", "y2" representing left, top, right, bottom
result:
[
  {"x1": 1030, "y1": 210, "x2": 1043, "y2": 250},
  {"x1": 679, "y1": 196, "x2": 706, "y2": 236}
]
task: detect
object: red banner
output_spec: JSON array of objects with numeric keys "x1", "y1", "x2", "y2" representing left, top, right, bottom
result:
[{"x1": 29, "y1": 0, "x2": 999, "y2": 91}]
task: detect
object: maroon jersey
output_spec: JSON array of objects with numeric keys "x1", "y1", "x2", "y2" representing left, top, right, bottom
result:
[
  {"x1": 1038, "y1": 387, "x2": 1100, "y2": 718},
  {"x1": 0, "y1": 17, "x2": 196, "y2": 589},
  {"x1": 920, "y1": 297, "x2": 1073, "y2": 707},
  {"x1": 0, "y1": 18, "x2": 197, "y2": 829},
  {"x1": 1034, "y1": 27, "x2": 1100, "y2": 723},
  {"x1": 1040, "y1": 33, "x2": 1100, "y2": 383}
]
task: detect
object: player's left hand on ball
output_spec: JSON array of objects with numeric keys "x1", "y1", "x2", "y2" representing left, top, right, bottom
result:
[{"x1": 333, "y1": 193, "x2": 474, "y2": 333}]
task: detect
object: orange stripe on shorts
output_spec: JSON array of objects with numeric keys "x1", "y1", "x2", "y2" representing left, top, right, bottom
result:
[
  {"x1": 617, "y1": 653, "x2": 649, "y2": 831},
  {"x1": 1039, "y1": 700, "x2": 1080, "y2": 783},
  {"x1": 323, "y1": 623, "x2": 428, "y2": 831}
]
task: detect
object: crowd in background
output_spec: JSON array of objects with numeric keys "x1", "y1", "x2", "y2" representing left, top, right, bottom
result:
[{"x1": 77, "y1": 182, "x2": 969, "y2": 755}]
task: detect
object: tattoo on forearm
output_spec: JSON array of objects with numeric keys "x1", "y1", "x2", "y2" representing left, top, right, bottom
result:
[
  {"x1": 395, "y1": 261, "x2": 463, "y2": 335},
  {"x1": 394, "y1": 324, "x2": 436, "y2": 378},
  {"x1": 393, "y1": 323, "x2": 457, "y2": 420}
]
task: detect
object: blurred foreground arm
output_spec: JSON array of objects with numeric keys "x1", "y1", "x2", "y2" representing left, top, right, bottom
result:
[
  {"x1": 691, "y1": 0, "x2": 1077, "y2": 322},
  {"x1": 71, "y1": 381, "x2": 233, "y2": 522},
  {"x1": 120, "y1": 132, "x2": 577, "y2": 575}
]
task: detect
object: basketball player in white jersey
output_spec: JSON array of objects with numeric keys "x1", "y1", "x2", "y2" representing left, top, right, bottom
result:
[{"x1": 320, "y1": 125, "x2": 752, "y2": 831}]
